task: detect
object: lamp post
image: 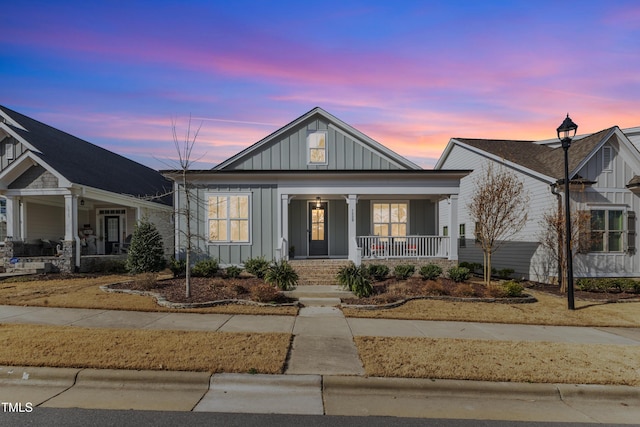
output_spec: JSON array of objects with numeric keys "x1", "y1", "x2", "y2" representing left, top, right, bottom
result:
[{"x1": 557, "y1": 114, "x2": 578, "y2": 310}]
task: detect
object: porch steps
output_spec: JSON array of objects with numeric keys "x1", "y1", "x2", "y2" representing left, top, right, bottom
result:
[
  {"x1": 6, "y1": 261, "x2": 54, "y2": 274},
  {"x1": 288, "y1": 259, "x2": 352, "y2": 286}
]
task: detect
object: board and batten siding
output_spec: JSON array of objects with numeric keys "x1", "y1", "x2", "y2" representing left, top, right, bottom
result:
[
  {"x1": 0, "y1": 136, "x2": 28, "y2": 171},
  {"x1": 439, "y1": 144, "x2": 558, "y2": 281},
  {"x1": 224, "y1": 117, "x2": 402, "y2": 171},
  {"x1": 573, "y1": 139, "x2": 640, "y2": 277},
  {"x1": 178, "y1": 184, "x2": 278, "y2": 265}
]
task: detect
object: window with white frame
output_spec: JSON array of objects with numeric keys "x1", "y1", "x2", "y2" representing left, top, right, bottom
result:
[
  {"x1": 307, "y1": 130, "x2": 327, "y2": 165},
  {"x1": 208, "y1": 194, "x2": 251, "y2": 243},
  {"x1": 372, "y1": 202, "x2": 407, "y2": 239},
  {"x1": 590, "y1": 209, "x2": 624, "y2": 252}
]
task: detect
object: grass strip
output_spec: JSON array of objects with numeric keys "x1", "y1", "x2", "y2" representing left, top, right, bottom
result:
[
  {"x1": 344, "y1": 291, "x2": 640, "y2": 327},
  {"x1": 355, "y1": 336, "x2": 640, "y2": 386},
  {"x1": 0, "y1": 324, "x2": 291, "y2": 374}
]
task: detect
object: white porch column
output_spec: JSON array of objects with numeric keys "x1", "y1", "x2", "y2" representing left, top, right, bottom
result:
[
  {"x1": 448, "y1": 195, "x2": 459, "y2": 261},
  {"x1": 64, "y1": 194, "x2": 78, "y2": 241},
  {"x1": 278, "y1": 194, "x2": 289, "y2": 261},
  {"x1": 4, "y1": 196, "x2": 21, "y2": 240},
  {"x1": 347, "y1": 194, "x2": 359, "y2": 264}
]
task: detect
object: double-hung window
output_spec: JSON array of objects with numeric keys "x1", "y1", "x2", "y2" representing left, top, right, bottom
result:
[
  {"x1": 208, "y1": 194, "x2": 250, "y2": 243},
  {"x1": 590, "y1": 209, "x2": 624, "y2": 252},
  {"x1": 307, "y1": 130, "x2": 327, "y2": 165},
  {"x1": 372, "y1": 202, "x2": 407, "y2": 240}
]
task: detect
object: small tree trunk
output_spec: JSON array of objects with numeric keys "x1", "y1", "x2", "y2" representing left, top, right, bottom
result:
[
  {"x1": 486, "y1": 251, "x2": 492, "y2": 286},
  {"x1": 182, "y1": 171, "x2": 191, "y2": 299}
]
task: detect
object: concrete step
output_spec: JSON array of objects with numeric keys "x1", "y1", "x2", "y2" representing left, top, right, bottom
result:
[
  {"x1": 285, "y1": 285, "x2": 354, "y2": 301},
  {"x1": 289, "y1": 260, "x2": 351, "y2": 287},
  {"x1": 7, "y1": 261, "x2": 54, "y2": 274}
]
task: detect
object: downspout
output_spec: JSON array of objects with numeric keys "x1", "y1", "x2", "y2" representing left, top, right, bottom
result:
[{"x1": 550, "y1": 183, "x2": 563, "y2": 285}]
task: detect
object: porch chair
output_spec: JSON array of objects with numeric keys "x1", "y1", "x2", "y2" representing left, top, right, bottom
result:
[{"x1": 119, "y1": 235, "x2": 133, "y2": 254}]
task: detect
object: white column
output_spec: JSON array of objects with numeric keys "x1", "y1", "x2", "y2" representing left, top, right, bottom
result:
[
  {"x1": 4, "y1": 196, "x2": 20, "y2": 240},
  {"x1": 347, "y1": 194, "x2": 358, "y2": 264},
  {"x1": 64, "y1": 194, "x2": 78, "y2": 240},
  {"x1": 448, "y1": 195, "x2": 459, "y2": 260}
]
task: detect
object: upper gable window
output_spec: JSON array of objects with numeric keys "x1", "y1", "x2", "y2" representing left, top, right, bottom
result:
[
  {"x1": 307, "y1": 130, "x2": 328, "y2": 165},
  {"x1": 4, "y1": 139, "x2": 14, "y2": 160},
  {"x1": 602, "y1": 146, "x2": 612, "y2": 172}
]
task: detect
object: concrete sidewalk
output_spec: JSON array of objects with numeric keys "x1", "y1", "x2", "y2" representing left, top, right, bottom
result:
[{"x1": 1, "y1": 302, "x2": 640, "y2": 422}]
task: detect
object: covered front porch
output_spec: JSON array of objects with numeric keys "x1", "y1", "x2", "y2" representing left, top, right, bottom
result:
[
  {"x1": 1, "y1": 189, "x2": 172, "y2": 272},
  {"x1": 276, "y1": 172, "x2": 463, "y2": 265}
]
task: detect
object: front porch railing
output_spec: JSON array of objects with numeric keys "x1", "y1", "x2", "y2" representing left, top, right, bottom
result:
[{"x1": 357, "y1": 235, "x2": 450, "y2": 259}]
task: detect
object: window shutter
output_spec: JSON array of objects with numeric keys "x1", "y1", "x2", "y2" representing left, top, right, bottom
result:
[{"x1": 627, "y1": 211, "x2": 636, "y2": 254}]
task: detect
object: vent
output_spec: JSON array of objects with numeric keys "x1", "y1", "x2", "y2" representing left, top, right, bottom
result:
[{"x1": 603, "y1": 146, "x2": 612, "y2": 171}]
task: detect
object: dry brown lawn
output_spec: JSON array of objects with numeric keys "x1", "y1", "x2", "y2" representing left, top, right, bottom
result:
[
  {"x1": 0, "y1": 323, "x2": 290, "y2": 374},
  {"x1": 0, "y1": 275, "x2": 297, "y2": 316},
  {"x1": 356, "y1": 336, "x2": 640, "y2": 386},
  {"x1": 344, "y1": 290, "x2": 640, "y2": 327}
]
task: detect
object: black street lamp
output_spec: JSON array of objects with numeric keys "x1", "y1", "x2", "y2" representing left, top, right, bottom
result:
[{"x1": 557, "y1": 114, "x2": 578, "y2": 310}]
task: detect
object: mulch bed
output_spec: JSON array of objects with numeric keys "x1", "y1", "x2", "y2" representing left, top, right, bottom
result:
[
  {"x1": 341, "y1": 277, "x2": 526, "y2": 305},
  {"x1": 109, "y1": 276, "x2": 295, "y2": 304}
]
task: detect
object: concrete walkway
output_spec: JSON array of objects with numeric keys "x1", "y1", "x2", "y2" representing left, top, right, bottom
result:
[{"x1": 1, "y1": 301, "x2": 640, "y2": 423}]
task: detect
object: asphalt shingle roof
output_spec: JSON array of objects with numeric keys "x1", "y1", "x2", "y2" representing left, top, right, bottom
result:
[
  {"x1": 456, "y1": 127, "x2": 616, "y2": 180},
  {"x1": 1, "y1": 106, "x2": 172, "y2": 206}
]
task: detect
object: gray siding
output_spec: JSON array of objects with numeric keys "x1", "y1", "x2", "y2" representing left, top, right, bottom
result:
[
  {"x1": 409, "y1": 199, "x2": 436, "y2": 235},
  {"x1": 288, "y1": 199, "x2": 307, "y2": 258},
  {"x1": 8, "y1": 165, "x2": 58, "y2": 189},
  {"x1": 181, "y1": 184, "x2": 278, "y2": 265},
  {"x1": 226, "y1": 117, "x2": 403, "y2": 171},
  {"x1": 329, "y1": 200, "x2": 348, "y2": 256}
]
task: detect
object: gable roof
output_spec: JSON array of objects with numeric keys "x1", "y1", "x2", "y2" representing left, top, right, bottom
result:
[
  {"x1": 213, "y1": 107, "x2": 421, "y2": 170},
  {"x1": 0, "y1": 105, "x2": 172, "y2": 205},
  {"x1": 438, "y1": 127, "x2": 619, "y2": 182}
]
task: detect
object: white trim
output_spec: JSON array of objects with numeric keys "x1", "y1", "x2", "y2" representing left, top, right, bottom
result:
[{"x1": 588, "y1": 206, "x2": 627, "y2": 253}]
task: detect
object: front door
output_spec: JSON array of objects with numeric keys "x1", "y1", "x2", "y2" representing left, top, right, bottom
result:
[
  {"x1": 105, "y1": 216, "x2": 120, "y2": 254},
  {"x1": 309, "y1": 202, "x2": 328, "y2": 256}
]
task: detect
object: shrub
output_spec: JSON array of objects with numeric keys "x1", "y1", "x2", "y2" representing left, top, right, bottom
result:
[
  {"x1": 225, "y1": 265, "x2": 243, "y2": 279},
  {"x1": 501, "y1": 280, "x2": 524, "y2": 297},
  {"x1": 125, "y1": 219, "x2": 166, "y2": 274},
  {"x1": 576, "y1": 278, "x2": 598, "y2": 291},
  {"x1": 250, "y1": 283, "x2": 281, "y2": 303},
  {"x1": 451, "y1": 283, "x2": 475, "y2": 297},
  {"x1": 96, "y1": 259, "x2": 127, "y2": 274},
  {"x1": 132, "y1": 272, "x2": 157, "y2": 290},
  {"x1": 448, "y1": 266, "x2": 470, "y2": 283},
  {"x1": 191, "y1": 258, "x2": 219, "y2": 278},
  {"x1": 394, "y1": 264, "x2": 415, "y2": 280},
  {"x1": 337, "y1": 263, "x2": 373, "y2": 298},
  {"x1": 497, "y1": 268, "x2": 515, "y2": 279},
  {"x1": 367, "y1": 264, "x2": 390, "y2": 281},
  {"x1": 419, "y1": 264, "x2": 442, "y2": 280},
  {"x1": 264, "y1": 260, "x2": 298, "y2": 291},
  {"x1": 244, "y1": 256, "x2": 270, "y2": 279},
  {"x1": 470, "y1": 263, "x2": 483, "y2": 274},
  {"x1": 458, "y1": 261, "x2": 471, "y2": 270},
  {"x1": 169, "y1": 257, "x2": 187, "y2": 278}
]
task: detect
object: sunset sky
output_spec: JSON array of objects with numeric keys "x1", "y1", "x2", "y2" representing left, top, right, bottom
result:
[{"x1": 2, "y1": 0, "x2": 639, "y2": 170}]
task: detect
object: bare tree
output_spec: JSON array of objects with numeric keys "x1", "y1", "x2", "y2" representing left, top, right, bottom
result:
[
  {"x1": 172, "y1": 116, "x2": 203, "y2": 298},
  {"x1": 539, "y1": 202, "x2": 591, "y2": 292},
  {"x1": 469, "y1": 164, "x2": 529, "y2": 285}
]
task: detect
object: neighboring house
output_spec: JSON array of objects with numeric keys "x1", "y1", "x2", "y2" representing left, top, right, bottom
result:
[
  {"x1": 0, "y1": 105, "x2": 174, "y2": 272},
  {"x1": 435, "y1": 125, "x2": 640, "y2": 282},
  {"x1": 164, "y1": 107, "x2": 469, "y2": 267}
]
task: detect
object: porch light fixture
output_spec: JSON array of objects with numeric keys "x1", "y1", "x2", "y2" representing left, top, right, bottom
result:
[
  {"x1": 557, "y1": 114, "x2": 578, "y2": 310},
  {"x1": 315, "y1": 197, "x2": 321, "y2": 208},
  {"x1": 80, "y1": 199, "x2": 85, "y2": 206}
]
